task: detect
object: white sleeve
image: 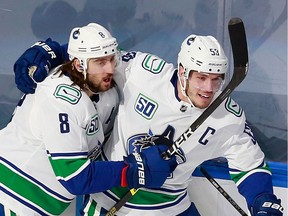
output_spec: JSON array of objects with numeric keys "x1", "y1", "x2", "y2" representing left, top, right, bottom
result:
[
  {"x1": 114, "y1": 50, "x2": 141, "y2": 98},
  {"x1": 222, "y1": 115, "x2": 265, "y2": 171}
]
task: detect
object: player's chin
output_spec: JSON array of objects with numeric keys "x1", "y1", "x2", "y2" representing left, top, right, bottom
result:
[{"x1": 195, "y1": 98, "x2": 212, "y2": 109}]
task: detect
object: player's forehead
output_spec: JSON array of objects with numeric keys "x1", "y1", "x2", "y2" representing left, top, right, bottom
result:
[
  {"x1": 91, "y1": 54, "x2": 115, "y2": 62},
  {"x1": 192, "y1": 70, "x2": 223, "y2": 78}
]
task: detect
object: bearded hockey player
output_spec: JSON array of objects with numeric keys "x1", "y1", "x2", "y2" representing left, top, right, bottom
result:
[{"x1": 0, "y1": 23, "x2": 177, "y2": 215}]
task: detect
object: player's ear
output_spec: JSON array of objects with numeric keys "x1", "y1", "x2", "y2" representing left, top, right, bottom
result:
[
  {"x1": 178, "y1": 64, "x2": 185, "y2": 79},
  {"x1": 73, "y1": 59, "x2": 84, "y2": 72}
]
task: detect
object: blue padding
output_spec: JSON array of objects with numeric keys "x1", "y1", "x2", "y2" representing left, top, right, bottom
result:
[
  {"x1": 267, "y1": 161, "x2": 287, "y2": 188},
  {"x1": 192, "y1": 159, "x2": 287, "y2": 188},
  {"x1": 0, "y1": 203, "x2": 4, "y2": 216},
  {"x1": 192, "y1": 159, "x2": 230, "y2": 180},
  {"x1": 75, "y1": 196, "x2": 83, "y2": 216}
]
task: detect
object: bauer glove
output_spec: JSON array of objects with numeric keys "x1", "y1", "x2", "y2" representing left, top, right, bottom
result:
[
  {"x1": 14, "y1": 38, "x2": 64, "y2": 93},
  {"x1": 121, "y1": 145, "x2": 177, "y2": 189},
  {"x1": 251, "y1": 193, "x2": 284, "y2": 216}
]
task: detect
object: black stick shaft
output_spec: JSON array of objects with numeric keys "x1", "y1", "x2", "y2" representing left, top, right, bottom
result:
[
  {"x1": 105, "y1": 189, "x2": 138, "y2": 216},
  {"x1": 200, "y1": 166, "x2": 248, "y2": 216}
]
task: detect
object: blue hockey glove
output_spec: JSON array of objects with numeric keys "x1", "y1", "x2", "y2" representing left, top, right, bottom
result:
[
  {"x1": 252, "y1": 194, "x2": 284, "y2": 216},
  {"x1": 121, "y1": 145, "x2": 177, "y2": 189},
  {"x1": 14, "y1": 38, "x2": 64, "y2": 93}
]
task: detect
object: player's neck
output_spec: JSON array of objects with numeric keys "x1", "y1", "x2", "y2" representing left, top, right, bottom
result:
[
  {"x1": 177, "y1": 80, "x2": 189, "y2": 103},
  {"x1": 84, "y1": 87, "x2": 95, "y2": 97}
]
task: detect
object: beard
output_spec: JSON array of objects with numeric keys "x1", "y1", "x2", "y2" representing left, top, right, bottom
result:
[
  {"x1": 85, "y1": 78, "x2": 115, "y2": 93},
  {"x1": 86, "y1": 79, "x2": 101, "y2": 93}
]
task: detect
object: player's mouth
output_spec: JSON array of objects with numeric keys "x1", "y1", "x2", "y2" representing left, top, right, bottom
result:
[
  {"x1": 198, "y1": 92, "x2": 211, "y2": 99},
  {"x1": 102, "y1": 76, "x2": 113, "y2": 88},
  {"x1": 197, "y1": 92, "x2": 213, "y2": 104},
  {"x1": 103, "y1": 76, "x2": 112, "y2": 83}
]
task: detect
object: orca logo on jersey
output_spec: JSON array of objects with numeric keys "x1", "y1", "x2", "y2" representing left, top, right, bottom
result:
[
  {"x1": 86, "y1": 114, "x2": 100, "y2": 136},
  {"x1": 142, "y1": 54, "x2": 166, "y2": 74},
  {"x1": 127, "y1": 125, "x2": 186, "y2": 166},
  {"x1": 135, "y1": 93, "x2": 158, "y2": 120}
]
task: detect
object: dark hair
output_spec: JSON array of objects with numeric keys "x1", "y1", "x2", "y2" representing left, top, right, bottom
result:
[{"x1": 57, "y1": 59, "x2": 86, "y2": 90}]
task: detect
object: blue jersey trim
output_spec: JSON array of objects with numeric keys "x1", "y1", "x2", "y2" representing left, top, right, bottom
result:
[{"x1": 192, "y1": 159, "x2": 287, "y2": 188}]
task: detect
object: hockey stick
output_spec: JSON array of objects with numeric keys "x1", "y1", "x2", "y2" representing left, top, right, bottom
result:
[
  {"x1": 105, "y1": 17, "x2": 248, "y2": 216},
  {"x1": 105, "y1": 188, "x2": 139, "y2": 216},
  {"x1": 200, "y1": 166, "x2": 248, "y2": 216}
]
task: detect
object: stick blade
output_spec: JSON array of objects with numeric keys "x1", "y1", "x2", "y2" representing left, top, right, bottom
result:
[{"x1": 228, "y1": 18, "x2": 248, "y2": 68}]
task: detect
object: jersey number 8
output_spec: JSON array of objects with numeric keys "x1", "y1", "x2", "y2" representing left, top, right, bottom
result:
[{"x1": 59, "y1": 113, "x2": 70, "y2": 133}]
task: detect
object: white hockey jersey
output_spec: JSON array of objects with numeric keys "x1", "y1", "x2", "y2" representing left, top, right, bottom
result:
[
  {"x1": 87, "y1": 52, "x2": 268, "y2": 215},
  {"x1": 0, "y1": 68, "x2": 119, "y2": 215}
]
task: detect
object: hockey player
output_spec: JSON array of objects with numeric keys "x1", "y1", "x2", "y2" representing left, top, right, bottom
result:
[
  {"x1": 0, "y1": 23, "x2": 177, "y2": 215},
  {"x1": 13, "y1": 30, "x2": 283, "y2": 215},
  {"x1": 86, "y1": 35, "x2": 283, "y2": 216}
]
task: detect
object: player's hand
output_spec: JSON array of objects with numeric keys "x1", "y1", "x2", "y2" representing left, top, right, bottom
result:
[
  {"x1": 252, "y1": 194, "x2": 283, "y2": 216},
  {"x1": 121, "y1": 145, "x2": 177, "y2": 189},
  {"x1": 14, "y1": 38, "x2": 63, "y2": 93}
]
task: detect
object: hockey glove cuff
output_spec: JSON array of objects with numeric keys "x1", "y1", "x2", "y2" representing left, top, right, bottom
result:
[{"x1": 251, "y1": 193, "x2": 283, "y2": 216}]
